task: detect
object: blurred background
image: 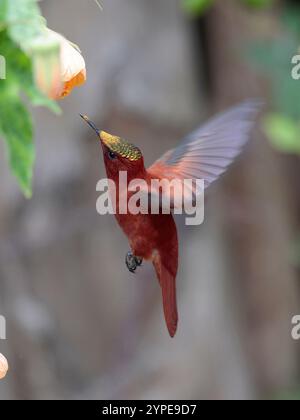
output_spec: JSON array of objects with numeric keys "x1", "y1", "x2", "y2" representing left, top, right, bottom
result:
[{"x1": 1, "y1": 0, "x2": 300, "y2": 400}]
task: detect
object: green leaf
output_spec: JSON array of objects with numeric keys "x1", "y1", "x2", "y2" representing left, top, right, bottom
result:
[
  {"x1": 182, "y1": 0, "x2": 214, "y2": 16},
  {"x1": 0, "y1": 31, "x2": 60, "y2": 196},
  {"x1": 0, "y1": 96, "x2": 34, "y2": 198},
  {"x1": 263, "y1": 113, "x2": 300, "y2": 154},
  {"x1": 240, "y1": 0, "x2": 274, "y2": 9},
  {"x1": 4, "y1": 1, "x2": 62, "y2": 104},
  {"x1": 25, "y1": 83, "x2": 61, "y2": 114},
  {"x1": 0, "y1": 0, "x2": 8, "y2": 23},
  {"x1": 0, "y1": 3, "x2": 62, "y2": 197},
  {"x1": 6, "y1": 0, "x2": 47, "y2": 51},
  {"x1": 282, "y1": 5, "x2": 300, "y2": 39},
  {"x1": 0, "y1": 31, "x2": 60, "y2": 111},
  {"x1": 248, "y1": 36, "x2": 300, "y2": 119},
  {"x1": 5, "y1": 0, "x2": 62, "y2": 94}
]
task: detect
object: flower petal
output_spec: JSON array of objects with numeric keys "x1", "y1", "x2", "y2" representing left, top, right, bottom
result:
[
  {"x1": 31, "y1": 32, "x2": 62, "y2": 99},
  {"x1": 32, "y1": 29, "x2": 86, "y2": 100},
  {"x1": 60, "y1": 69, "x2": 86, "y2": 98},
  {"x1": 47, "y1": 29, "x2": 86, "y2": 99},
  {"x1": 0, "y1": 353, "x2": 8, "y2": 380}
]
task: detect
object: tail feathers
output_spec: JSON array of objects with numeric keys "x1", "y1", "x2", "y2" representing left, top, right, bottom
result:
[{"x1": 153, "y1": 254, "x2": 178, "y2": 338}]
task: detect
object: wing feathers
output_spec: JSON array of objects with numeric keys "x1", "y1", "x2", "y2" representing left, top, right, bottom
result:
[{"x1": 148, "y1": 100, "x2": 262, "y2": 192}]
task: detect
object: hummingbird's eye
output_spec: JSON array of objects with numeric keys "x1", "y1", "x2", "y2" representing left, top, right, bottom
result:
[{"x1": 108, "y1": 150, "x2": 117, "y2": 160}]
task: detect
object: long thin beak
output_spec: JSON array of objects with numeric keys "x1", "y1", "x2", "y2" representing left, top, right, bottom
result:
[{"x1": 80, "y1": 114, "x2": 101, "y2": 138}]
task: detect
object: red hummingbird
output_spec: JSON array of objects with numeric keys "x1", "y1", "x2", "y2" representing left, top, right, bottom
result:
[{"x1": 81, "y1": 101, "x2": 261, "y2": 337}]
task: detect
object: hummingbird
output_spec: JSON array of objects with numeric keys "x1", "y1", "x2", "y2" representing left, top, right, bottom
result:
[{"x1": 81, "y1": 100, "x2": 261, "y2": 337}]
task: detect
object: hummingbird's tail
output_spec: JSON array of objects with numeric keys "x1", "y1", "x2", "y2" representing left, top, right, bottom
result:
[{"x1": 152, "y1": 227, "x2": 178, "y2": 338}]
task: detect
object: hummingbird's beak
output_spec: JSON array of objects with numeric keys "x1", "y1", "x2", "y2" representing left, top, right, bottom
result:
[
  {"x1": 80, "y1": 115, "x2": 119, "y2": 147},
  {"x1": 80, "y1": 114, "x2": 101, "y2": 139}
]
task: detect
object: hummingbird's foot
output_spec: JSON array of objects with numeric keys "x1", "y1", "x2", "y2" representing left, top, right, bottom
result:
[{"x1": 126, "y1": 251, "x2": 143, "y2": 273}]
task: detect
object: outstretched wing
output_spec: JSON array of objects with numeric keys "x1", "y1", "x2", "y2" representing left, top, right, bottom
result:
[{"x1": 148, "y1": 100, "x2": 262, "y2": 190}]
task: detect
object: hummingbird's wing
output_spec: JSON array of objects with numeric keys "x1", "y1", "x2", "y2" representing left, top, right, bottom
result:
[{"x1": 147, "y1": 101, "x2": 262, "y2": 196}]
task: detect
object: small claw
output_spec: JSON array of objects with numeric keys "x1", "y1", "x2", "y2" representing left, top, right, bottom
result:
[
  {"x1": 135, "y1": 257, "x2": 143, "y2": 267},
  {"x1": 126, "y1": 251, "x2": 136, "y2": 273},
  {"x1": 125, "y1": 251, "x2": 143, "y2": 274}
]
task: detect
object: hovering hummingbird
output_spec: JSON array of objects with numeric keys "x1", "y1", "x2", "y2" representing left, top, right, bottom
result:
[{"x1": 81, "y1": 101, "x2": 261, "y2": 337}]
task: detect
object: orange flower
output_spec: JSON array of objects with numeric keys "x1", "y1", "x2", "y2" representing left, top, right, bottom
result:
[
  {"x1": 0, "y1": 353, "x2": 8, "y2": 379},
  {"x1": 32, "y1": 29, "x2": 86, "y2": 100},
  {"x1": 55, "y1": 30, "x2": 86, "y2": 99}
]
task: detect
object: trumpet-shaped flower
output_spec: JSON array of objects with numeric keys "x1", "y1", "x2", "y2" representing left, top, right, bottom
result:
[{"x1": 32, "y1": 29, "x2": 86, "y2": 99}]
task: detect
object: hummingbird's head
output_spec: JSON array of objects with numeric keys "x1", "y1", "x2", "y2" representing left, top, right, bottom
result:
[{"x1": 80, "y1": 115, "x2": 145, "y2": 179}]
